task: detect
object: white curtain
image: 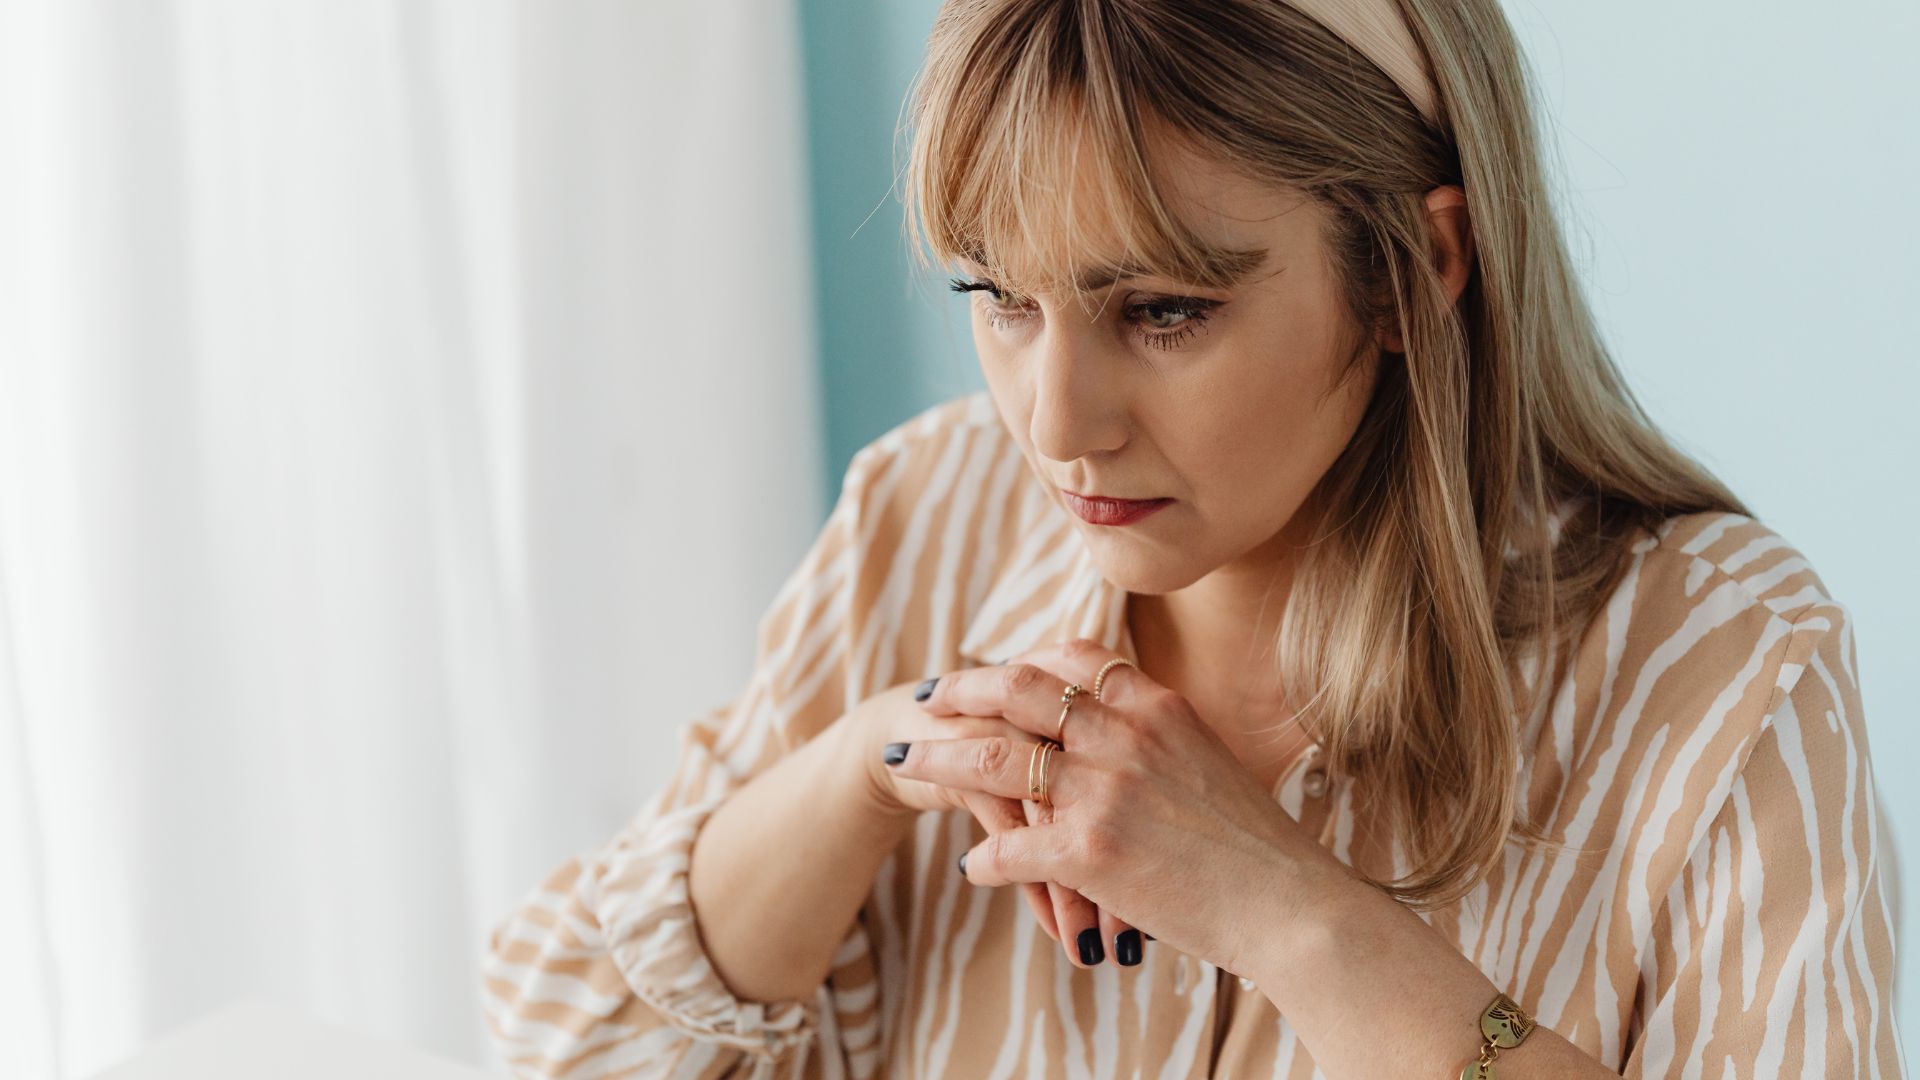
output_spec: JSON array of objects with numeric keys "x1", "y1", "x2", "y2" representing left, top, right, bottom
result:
[{"x1": 0, "y1": 2, "x2": 824, "y2": 1076}]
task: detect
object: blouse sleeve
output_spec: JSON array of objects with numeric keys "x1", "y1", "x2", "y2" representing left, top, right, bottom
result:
[
  {"x1": 1621, "y1": 602, "x2": 1905, "y2": 1076},
  {"x1": 478, "y1": 441, "x2": 897, "y2": 1079}
]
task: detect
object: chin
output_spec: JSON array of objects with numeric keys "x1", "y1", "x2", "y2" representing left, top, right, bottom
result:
[{"x1": 1081, "y1": 539, "x2": 1208, "y2": 595}]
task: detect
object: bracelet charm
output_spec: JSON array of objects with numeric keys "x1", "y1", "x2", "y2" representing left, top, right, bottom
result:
[{"x1": 1456, "y1": 992, "x2": 1535, "y2": 1079}]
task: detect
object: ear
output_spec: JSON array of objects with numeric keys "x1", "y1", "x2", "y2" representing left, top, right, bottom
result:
[{"x1": 1376, "y1": 184, "x2": 1475, "y2": 354}]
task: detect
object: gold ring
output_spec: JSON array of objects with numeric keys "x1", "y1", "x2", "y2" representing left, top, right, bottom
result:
[
  {"x1": 1038, "y1": 740, "x2": 1055, "y2": 809},
  {"x1": 1027, "y1": 740, "x2": 1055, "y2": 806},
  {"x1": 1054, "y1": 683, "x2": 1086, "y2": 743},
  {"x1": 1092, "y1": 658, "x2": 1138, "y2": 701}
]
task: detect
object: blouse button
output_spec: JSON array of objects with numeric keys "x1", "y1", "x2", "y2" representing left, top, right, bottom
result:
[{"x1": 1302, "y1": 767, "x2": 1329, "y2": 798}]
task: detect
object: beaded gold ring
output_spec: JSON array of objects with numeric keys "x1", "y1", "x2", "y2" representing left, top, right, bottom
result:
[{"x1": 1091, "y1": 657, "x2": 1138, "y2": 701}]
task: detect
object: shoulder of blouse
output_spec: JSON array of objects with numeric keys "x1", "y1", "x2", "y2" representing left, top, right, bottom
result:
[
  {"x1": 1638, "y1": 509, "x2": 1839, "y2": 628},
  {"x1": 845, "y1": 389, "x2": 1005, "y2": 470},
  {"x1": 1605, "y1": 512, "x2": 1896, "y2": 1073},
  {"x1": 828, "y1": 385, "x2": 1041, "y2": 599},
  {"x1": 833, "y1": 389, "x2": 1017, "y2": 530},
  {"x1": 1589, "y1": 507, "x2": 1859, "y2": 794}
]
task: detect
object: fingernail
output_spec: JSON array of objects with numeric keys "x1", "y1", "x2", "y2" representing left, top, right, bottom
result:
[
  {"x1": 957, "y1": 852, "x2": 968, "y2": 876},
  {"x1": 1077, "y1": 927, "x2": 1104, "y2": 966},
  {"x1": 883, "y1": 742, "x2": 910, "y2": 765},
  {"x1": 1143, "y1": 932, "x2": 1154, "y2": 941},
  {"x1": 1115, "y1": 929, "x2": 1142, "y2": 966},
  {"x1": 914, "y1": 678, "x2": 938, "y2": 701}
]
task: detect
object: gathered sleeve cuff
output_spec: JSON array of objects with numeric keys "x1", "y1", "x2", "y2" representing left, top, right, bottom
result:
[{"x1": 583, "y1": 786, "x2": 830, "y2": 1061}]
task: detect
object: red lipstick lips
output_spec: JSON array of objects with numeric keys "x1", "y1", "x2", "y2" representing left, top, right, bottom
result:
[{"x1": 1061, "y1": 490, "x2": 1174, "y2": 526}]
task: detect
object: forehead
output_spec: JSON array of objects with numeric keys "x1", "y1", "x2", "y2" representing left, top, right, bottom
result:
[{"x1": 957, "y1": 113, "x2": 1316, "y2": 294}]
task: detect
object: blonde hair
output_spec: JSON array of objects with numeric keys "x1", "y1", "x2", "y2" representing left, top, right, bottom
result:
[{"x1": 900, "y1": 0, "x2": 1751, "y2": 910}]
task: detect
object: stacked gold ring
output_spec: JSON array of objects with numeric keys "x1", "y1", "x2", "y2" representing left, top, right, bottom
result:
[
  {"x1": 1026, "y1": 663, "x2": 1142, "y2": 809},
  {"x1": 1029, "y1": 662, "x2": 1144, "y2": 808},
  {"x1": 1026, "y1": 682, "x2": 1087, "y2": 809},
  {"x1": 1026, "y1": 739, "x2": 1056, "y2": 808}
]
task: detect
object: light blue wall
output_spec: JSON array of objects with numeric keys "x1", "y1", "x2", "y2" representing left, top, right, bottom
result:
[
  {"x1": 800, "y1": 0, "x2": 1916, "y2": 1041},
  {"x1": 1501, "y1": 2, "x2": 1917, "y2": 1046}
]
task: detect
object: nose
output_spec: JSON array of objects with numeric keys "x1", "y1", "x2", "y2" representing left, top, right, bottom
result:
[{"x1": 1027, "y1": 311, "x2": 1127, "y2": 465}]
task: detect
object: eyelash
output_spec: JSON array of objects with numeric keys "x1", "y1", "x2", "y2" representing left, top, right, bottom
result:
[{"x1": 946, "y1": 277, "x2": 1218, "y2": 352}]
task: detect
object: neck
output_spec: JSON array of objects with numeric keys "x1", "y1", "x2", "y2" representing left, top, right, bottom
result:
[{"x1": 1123, "y1": 506, "x2": 1323, "y2": 786}]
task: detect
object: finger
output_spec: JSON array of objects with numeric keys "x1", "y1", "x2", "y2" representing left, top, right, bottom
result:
[
  {"x1": 885, "y1": 736, "x2": 1086, "y2": 807},
  {"x1": 959, "y1": 790, "x2": 1059, "y2": 942},
  {"x1": 956, "y1": 821, "x2": 1072, "y2": 889},
  {"x1": 961, "y1": 787, "x2": 1028, "y2": 836},
  {"x1": 1099, "y1": 906, "x2": 1146, "y2": 968},
  {"x1": 1050, "y1": 879, "x2": 1103, "y2": 967},
  {"x1": 1025, "y1": 881, "x2": 1060, "y2": 943},
  {"x1": 916, "y1": 660, "x2": 1118, "y2": 748},
  {"x1": 1010, "y1": 639, "x2": 1157, "y2": 705},
  {"x1": 1029, "y1": 799, "x2": 1103, "y2": 968}
]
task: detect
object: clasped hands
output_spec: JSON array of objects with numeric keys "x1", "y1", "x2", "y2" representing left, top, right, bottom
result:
[{"x1": 877, "y1": 637, "x2": 1355, "y2": 983}]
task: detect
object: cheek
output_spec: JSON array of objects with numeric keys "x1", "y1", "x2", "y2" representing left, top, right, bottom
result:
[
  {"x1": 972, "y1": 322, "x2": 1014, "y2": 388},
  {"x1": 1179, "y1": 345, "x2": 1374, "y2": 515}
]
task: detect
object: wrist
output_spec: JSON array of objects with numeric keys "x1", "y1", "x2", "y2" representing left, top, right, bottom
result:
[
  {"x1": 830, "y1": 707, "x2": 920, "y2": 832},
  {"x1": 1249, "y1": 850, "x2": 1373, "y2": 1002}
]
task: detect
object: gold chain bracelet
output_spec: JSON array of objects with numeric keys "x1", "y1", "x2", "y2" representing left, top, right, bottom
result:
[{"x1": 1457, "y1": 992, "x2": 1535, "y2": 1079}]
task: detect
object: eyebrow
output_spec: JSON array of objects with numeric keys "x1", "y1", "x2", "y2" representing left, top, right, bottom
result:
[{"x1": 960, "y1": 244, "x2": 1270, "y2": 292}]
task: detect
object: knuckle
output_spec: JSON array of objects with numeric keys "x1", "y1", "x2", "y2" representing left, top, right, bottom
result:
[
  {"x1": 1106, "y1": 713, "x2": 1150, "y2": 752},
  {"x1": 1097, "y1": 761, "x2": 1136, "y2": 801},
  {"x1": 1145, "y1": 685, "x2": 1187, "y2": 715},
  {"x1": 973, "y1": 735, "x2": 1013, "y2": 777},
  {"x1": 1104, "y1": 713, "x2": 1159, "y2": 762},
  {"x1": 1147, "y1": 688, "x2": 1200, "y2": 731},
  {"x1": 1003, "y1": 661, "x2": 1046, "y2": 697},
  {"x1": 985, "y1": 829, "x2": 1014, "y2": 872},
  {"x1": 1061, "y1": 637, "x2": 1101, "y2": 661}
]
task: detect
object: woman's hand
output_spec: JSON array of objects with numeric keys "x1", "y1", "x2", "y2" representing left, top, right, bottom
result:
[
  {"x1": 848, "y1": 679, "x2": 1083, "y2": 949},
  {"x1": 856, "y1": 673, "x2": 1144, "y2": 966},
  {"x1": 886, "y1": 638, "x2": 1354, "y2": 981}
]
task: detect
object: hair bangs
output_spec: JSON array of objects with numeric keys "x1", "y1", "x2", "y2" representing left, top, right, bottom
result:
[{"x1": 902, "y1": 3, "x2": 1253, "y2": 304}]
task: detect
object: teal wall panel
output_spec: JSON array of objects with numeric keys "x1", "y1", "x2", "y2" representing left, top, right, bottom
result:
[{"x1": 798, "y1": 0, "x2": 980, "y2": 508}]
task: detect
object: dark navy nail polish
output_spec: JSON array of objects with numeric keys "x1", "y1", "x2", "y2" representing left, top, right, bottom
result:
[
  {"x1": 882, "y1": 742, "x2": 910, "y2": 765},
  {"x1": 1115, "y1": 929, "x2": 1142, "y2": 966},
  {"x1": 914, "y1": 677, "x2": 938, "y2": 701},
  {"x1": 957, "y1": 852, "x2": 968, "y2": 876},
  {"x1": 1077, "y1": 927, "x2": 1104, "y2": 966}
]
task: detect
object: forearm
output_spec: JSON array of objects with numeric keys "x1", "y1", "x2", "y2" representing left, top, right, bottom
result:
[
  {"x1": 1251, "y1": 862, "x2": 1618, "y2": 1079},
  {"x1": 688, "y1": 712, "x2": 917, "y2": 1005}
]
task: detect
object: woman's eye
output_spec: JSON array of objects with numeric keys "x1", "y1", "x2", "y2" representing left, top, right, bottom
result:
[
  {"x1": 1129, "y1": 298, "x2": 1218, "y2": 350},
  {"x1": 948, "y1": 276, "x2": 1034, "y2": 327},
  {"x1": 1136, "y1": 301, "x2": 1196, "y2": 330},
  {"x1": 948, "y1": 276, "x2": 1217, "y2": 350},
  {"x1": 947, "y1": 276, "x2": 1012, "y2": 303}
]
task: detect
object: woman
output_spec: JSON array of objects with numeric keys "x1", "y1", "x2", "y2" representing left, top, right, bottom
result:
[{"x1": 481, "y1": 0, "x2": 1903, "y2": 1076}]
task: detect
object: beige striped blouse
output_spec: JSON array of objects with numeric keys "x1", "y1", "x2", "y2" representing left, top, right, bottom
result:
[{"x1": 480, "y1": 390, "x2": 1905, "y2": 1078}]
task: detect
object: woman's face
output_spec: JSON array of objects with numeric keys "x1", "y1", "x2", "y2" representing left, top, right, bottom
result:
[{"x1": 959, "y1": 138, "x2": 1381, "y2": 596}]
